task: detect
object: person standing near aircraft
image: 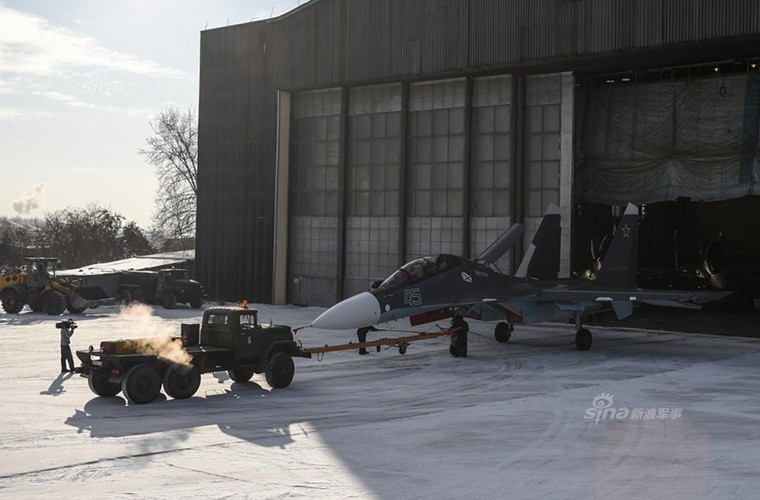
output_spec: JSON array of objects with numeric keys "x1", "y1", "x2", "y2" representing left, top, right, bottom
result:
[
  {"x1": 357, "y1": 325, "x2": 378, "y2": 355},
  {"x1": 449, "y1": 315, "x2": 469, "y2": 358}
]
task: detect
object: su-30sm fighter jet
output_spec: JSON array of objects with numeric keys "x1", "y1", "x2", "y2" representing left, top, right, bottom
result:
[{"x1": 312, "y1": 203, "x2": 731, "y2": 351}]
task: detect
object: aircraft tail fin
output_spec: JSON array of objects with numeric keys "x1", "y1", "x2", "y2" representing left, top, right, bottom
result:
[
  {"x1": 515, "y1": 204, "x2": 561, "y2": 279},
  {"x1": 595, "y1": 203, "x2": 639, "y2": 288},
  {"x1": 477, "y1": 223, "x2": 524, "y2": 265}
]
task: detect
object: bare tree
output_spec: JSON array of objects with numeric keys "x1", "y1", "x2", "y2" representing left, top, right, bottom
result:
[{"x1": 140, "y1": 106, "x2": 197, "y2": 245}]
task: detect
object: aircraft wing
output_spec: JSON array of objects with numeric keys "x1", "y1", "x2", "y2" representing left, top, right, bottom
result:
[{"x1": 536, "y1": 288, "x2": 732, "y2": 320}]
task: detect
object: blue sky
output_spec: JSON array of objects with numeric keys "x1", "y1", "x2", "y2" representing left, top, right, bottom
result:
[{"x1": 1, "y1": 0, "x2": 300, "y2": 228}]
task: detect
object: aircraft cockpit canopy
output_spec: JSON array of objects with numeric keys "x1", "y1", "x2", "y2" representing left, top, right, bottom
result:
[{"x1": 378, "y1": 254, "x2": 464, "y2": 289}]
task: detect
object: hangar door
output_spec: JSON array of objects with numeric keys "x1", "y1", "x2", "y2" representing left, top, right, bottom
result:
[
  {"x1": 287, "y1": 89, "x2": 342, "y2": 307},
  {"x1": 576, "y1": 72, "x2": 760, "y2": 205}
]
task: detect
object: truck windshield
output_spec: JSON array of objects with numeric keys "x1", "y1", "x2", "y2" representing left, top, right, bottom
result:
[{"x1": 240, "y1": 313, "x2": 259, "y2": 329}]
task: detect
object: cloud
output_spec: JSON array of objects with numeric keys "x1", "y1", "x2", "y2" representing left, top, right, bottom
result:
[
  {"x1": 0, "y1": 5, "x2": 192, "y2": 80},
  {"x1": 33, "y1": 90, "x2": 154, "y2": 118},
  {"x1": 0, "y1": 107, "x2": 54, "y2": 121},
  {"x1": 13, "y1": 183, "x2": 46, "y2": 215}
]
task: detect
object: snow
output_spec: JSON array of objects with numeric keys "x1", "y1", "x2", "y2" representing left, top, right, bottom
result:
[{"x1": 2, "y1": 303, "x2": 760, "y2": 499}]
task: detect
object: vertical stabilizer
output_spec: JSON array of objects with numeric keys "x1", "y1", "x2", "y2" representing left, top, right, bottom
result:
[
  {"x1": 595, "y1": 203, "x2": 639, "y2": 288},
  {"x1": 515, "y1": 204, "x2": 561, "y2": 279}
]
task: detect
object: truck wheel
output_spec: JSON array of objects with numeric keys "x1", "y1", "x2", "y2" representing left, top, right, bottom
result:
[
  {"x1": 228, "y1": 368, "x2": 254, "y2": 383},
  {"x1": 162, "y1": 292, "x2": 177, "y2": 309},
  {"x1": 41, "y1": 291, "x2": 66, "y2": 315},
  {"x1": 88, "y1": 374, "x2": 121, "y2": 397},
  {"x1": 163, "y1": 364, "x2": 201, "y2": 399},
  {"x1": 121, "y1": 364, "x2": 161, "y2": 404},
  {"x1": 190, "y1": 298, "x2": 202, "y2": 309},
  {"x1": 265, "y1": 352, "x2": 294, "y2": 389},
  {"x1": 1, "y1": 289, "x2": 23, "y2": 314}
]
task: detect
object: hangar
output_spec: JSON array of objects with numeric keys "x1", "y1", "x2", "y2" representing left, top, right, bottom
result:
[{"x1": 196, "y1": 0, "x2": 760, "y2": 307}]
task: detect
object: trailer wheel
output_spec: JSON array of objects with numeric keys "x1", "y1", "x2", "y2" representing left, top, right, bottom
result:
[
  {"x1": 1, "y1": 289, "x2": 23, "y2": 314},
  {"x1": 41, "y1": 290, "x2": 66, "y2": 315},
  {"x1": 190, "y1": 297, "x2": 202, "y2": 309},
  {"x1": 265, "y1": 352, "x2": 294, "y2": 389},
  {"x1": 121, "y1": 364, "x2": 161, "y2": 404},
  {"x1": 162, "y1": 292, "x2": 177, "y2": 309},
  {"x1": 88, "y1": 374, "x2": 121, "y2": 397},
  {"x1": 163, "y1": 364, "x2": 201, "y2": 399},
  {"x1": 228, "y1": 368, "x2": 254, "y2": 383}
]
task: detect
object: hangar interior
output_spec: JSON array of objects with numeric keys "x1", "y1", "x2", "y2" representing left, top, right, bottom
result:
[{"x1": 196, "y1": 0, "x2": 760, "y2": 308}]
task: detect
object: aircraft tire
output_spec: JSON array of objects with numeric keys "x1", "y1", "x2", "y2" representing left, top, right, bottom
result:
[
  {"x1": 494, "y1": 322, "x2": 512, "y2": 343},
  {"x1": 575, "y1": 328, "x2": 592, "y2": 351}
]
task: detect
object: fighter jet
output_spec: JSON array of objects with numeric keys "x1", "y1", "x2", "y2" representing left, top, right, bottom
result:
[{"x1": 311, "y1": 203, "x2": 731, "y2": 350}]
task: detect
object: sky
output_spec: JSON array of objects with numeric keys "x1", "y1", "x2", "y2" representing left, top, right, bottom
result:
[{"x1": 0, "y1": 0, "x2": 302, "y2": 228}]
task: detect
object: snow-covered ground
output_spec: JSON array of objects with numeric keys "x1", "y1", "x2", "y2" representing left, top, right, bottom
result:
[{"x1": 2, "y1": 303, "x2": 760, "y2": 499}]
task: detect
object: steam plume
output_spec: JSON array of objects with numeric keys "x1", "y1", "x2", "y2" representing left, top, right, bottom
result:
[
  {"x1": 118, "y1": 303, "x2": 192, "y2": 365},
  {"x1": 13, "y1": 183, "x2": 46, "y2": 215}
]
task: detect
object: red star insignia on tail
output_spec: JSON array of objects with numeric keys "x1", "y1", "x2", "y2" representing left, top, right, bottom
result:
[{"x1": 621, "y1": 222, "x2": 631, "y2": 238}]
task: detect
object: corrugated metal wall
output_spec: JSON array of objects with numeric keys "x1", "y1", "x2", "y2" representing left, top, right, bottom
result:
[{"x1": 197, "y1": 0, "x2": 760, "y2": 301}]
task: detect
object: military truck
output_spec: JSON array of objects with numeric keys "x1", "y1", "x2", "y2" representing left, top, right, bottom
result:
[
  {"x1": 118, "y1": 268, "x2": 203, "y2": 309},
  {"x1": 76, "y1": 306, "x2": 311, "y2": 404}
]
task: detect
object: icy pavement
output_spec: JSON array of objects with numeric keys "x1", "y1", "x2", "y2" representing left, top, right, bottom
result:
[{"x1": 2, "y1": 303, "x2": 760, "y2": 499}]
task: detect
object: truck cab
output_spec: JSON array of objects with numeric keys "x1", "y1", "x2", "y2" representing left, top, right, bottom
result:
[{"x1": 199, "y1": 307, "x2": 296, "y2": 364}]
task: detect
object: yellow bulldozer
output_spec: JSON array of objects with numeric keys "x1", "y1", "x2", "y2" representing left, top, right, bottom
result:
[{"x1": 0, "y1": 257, "x2": 113, "y2": 315}]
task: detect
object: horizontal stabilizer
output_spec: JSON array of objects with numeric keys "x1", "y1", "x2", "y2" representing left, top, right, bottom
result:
[
  {"x1": 477, "y1": 223, "x2": 524, "y2": 265},
  {"x1": 611, "y1": 300, "x2": 633, "y2": 319}
]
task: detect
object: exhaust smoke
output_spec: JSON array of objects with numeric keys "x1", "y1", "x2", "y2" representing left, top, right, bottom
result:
[{"x1": 117, "y1": 303, "x2": 192, "y2": 365}]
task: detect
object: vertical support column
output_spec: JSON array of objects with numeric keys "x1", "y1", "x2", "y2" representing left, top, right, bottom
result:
[
  {"x1": 462, "y1": 77, "x2": 473, "y2": 259},
  {"x1": 512, "y1": 74, "x2": 526, "y2": 270},
  {"x1": 559, "y1": 71, "x2": 575, "y2": 278},
  {"x1": 398, "y1": 81, "x2": 410, "y2": 266},
  {"x1": 336, "y1": 86, "x2": 350, "y2": 300},
  {"x1": 272, "y1": 90, "x2": 291, "y2": 305}
]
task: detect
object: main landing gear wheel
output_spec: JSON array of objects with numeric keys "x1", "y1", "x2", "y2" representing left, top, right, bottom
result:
[
  {"x1": 494, "y1": 322, "x2": 513, "y2": 343},
  {"x1": 121, "y1": 364, "x2": 161, "y2": 404},
  {"x1": 575, "y1": 328, "x2": 593, "y2": 351}
]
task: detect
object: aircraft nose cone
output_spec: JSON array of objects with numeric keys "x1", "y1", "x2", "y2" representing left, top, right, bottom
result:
[{"x1": 311, "y1": 292, "x2": 382, "y2": 330}]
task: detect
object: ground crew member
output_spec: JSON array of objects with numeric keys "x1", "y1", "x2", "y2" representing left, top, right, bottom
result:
[
  {"x1": 59, "y1": 319, "x2": 77, "y2": 372},
  {"x1": 357, "y1": 325, "x2": 378, "y2": 355},
  {"x1": 449, "y1": 315, "x2": 469, "y2": 358}
]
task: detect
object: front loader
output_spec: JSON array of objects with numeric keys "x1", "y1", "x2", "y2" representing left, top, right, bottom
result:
[{"x1": 0, "y1": 257, "x2": 113, "y2": 315}]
